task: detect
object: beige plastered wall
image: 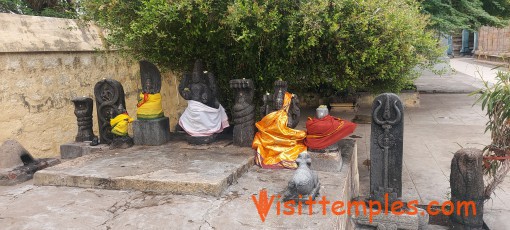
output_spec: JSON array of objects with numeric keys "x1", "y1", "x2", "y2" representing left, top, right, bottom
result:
[{"x1": 0, "y1": 13, "x2": 186, "y2": 158}]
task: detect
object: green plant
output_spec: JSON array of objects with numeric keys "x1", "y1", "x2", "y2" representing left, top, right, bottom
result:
[{"x1": 473, "y1": 70, "x2": 510, "y2": 199}]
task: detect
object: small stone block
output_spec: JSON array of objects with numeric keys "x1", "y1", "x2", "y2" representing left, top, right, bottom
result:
[
  {"x1": 60, "y1": 142, "x2": 106, "y2": 159},
  {"x1": 133, "y1": 117, "x2": 171, "y2": 146},
  {"x1": 308, "y1": 148, "x2": 343, "y2": 172}
]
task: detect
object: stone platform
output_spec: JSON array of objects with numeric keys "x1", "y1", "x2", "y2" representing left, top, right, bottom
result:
[
  {"x1": 133, "y1": 117, "x2": 171, "y2": 146},
  {"x1": 35, "y1": 138, "x2": 254, "y2": 196}
]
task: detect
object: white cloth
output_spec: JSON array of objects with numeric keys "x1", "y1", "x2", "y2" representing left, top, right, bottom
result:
[{"x1": 179, "y1": 100, "x2": 230, "y2": 136}]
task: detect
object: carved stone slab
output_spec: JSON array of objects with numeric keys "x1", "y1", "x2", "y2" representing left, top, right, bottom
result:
[
  {"x1": 94, "y1": 79, "x2": 126, "y2": 144},
  {"x1": 369, "y1": 93, "x2": 404, "y2": 205},
  {"x1": 139, "y1": 60, "x2": 162, "y2": 94},
  {"x1": 230, "y1": 79, "x2": 255, "y2": 147},
  {"x1": 71, "y1": 97, "x2": 95, "y2": 142}
]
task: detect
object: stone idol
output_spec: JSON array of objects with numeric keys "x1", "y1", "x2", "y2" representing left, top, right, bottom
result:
[
  {"x1": 94, "y1": 79, "x2": 127, "y2": 145},
  {"x1": 71, "y1": 97, "x2": 95, "y2": 142},
  {"x1": 260, "y1": 80, "x2": 300, "y2": 128},
  {"x1": 133, "y1": 60, "x2": 171, "y2": 145},
  {"x1": 229, "y1": 78, "x2": 255, "y2": 147},
  {"x1": 178, "y1": 60, "x2": 229, "y2": 144},
  {"x1": 282, "y1": 152, "x2": 320, "y2": 202},
  {"x1": 110, "y1": 104, "x2": 134, "y2": 149},
  {"x1": 304, "y1": 105, "x2": 357, "y2": 172}
]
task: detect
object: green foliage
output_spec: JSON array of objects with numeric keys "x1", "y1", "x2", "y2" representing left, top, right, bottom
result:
[
  {"x1": 0, "y1": 0, "x2": 78, "y2": 19},
  {"x1": 421, "y1": 0, "x2": 510, "y2": 34},
  {"x1": 473, "y1": 71, "x2": 510, "y2": 180},
  {"x1": 82, "y1": 0, "x2": 442, "y2": 107}
]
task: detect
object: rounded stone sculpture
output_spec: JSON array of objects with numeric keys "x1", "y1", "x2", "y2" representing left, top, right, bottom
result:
[{"x1": 230, "y1": 79, "x2": 255, "y2": 147}]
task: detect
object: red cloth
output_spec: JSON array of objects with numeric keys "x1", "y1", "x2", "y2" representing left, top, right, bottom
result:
[{"x1": 304, "y1": 115, "x2": 357, "y2": 149}]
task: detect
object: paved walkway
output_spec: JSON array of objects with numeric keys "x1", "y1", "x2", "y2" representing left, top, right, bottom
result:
[{"x1": 347, "y1": 57, "x2": 510, "y2": 230}]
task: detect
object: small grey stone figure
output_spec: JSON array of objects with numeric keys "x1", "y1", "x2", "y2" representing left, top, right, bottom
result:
[
  {"x1": 283, "y1": 152, "x2": 320, "y2": 202},
  {"x1": 94, "y1": 79, "x2": 127, "y2": 144},
  {"x1": 260, "y1": 80, "x2": 300, "y2": 128},
  {"x1": 178, "y1": 59, "x2": 220, "y2": 109}
]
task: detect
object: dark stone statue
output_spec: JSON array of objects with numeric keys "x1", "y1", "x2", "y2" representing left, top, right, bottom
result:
[
  {"x1": 110, "y1": 104, "x2": 134, "y2": 149},
  {"x1": 260, "y1": 80, "x2": 300, "y2": 128},
  {"x1": 230, "y1": 79, "x2": 255, "y2": 147},
  {"x1": 139, "y1": 60, "x2": 162, "y2": 94},
  {"x1": 71, "y1": 97, "x2": 95, "y2": 142},
  {"x1": 94, "y1": 79, "x2": 127, "y2": 144},
  {"x1": 178, "y1": 59, "x2": 219, "y2": 109},
  {"x1": 178, "y1": 60, "x2": 229, "y2": 145},
  {"x1": 369, "y1": 93, "x2": 404, "y2": 208},
  {"x1": 283, "y1": 152, "x2": 320, "y2": 202},
  {"x1": 450, "y1": 148, "x2": 484, "y2": 230},
  {"x1": 133, "y1": 60, "x2": 171, "y2": 145}
]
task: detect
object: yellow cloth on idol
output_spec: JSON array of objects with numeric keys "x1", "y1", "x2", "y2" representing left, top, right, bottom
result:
[
  {"x1": 111, "y1": 113, "x2": 134, "y2": 136},
  {"x1": 136, "y1": 93, "x2": 164, "y2": 119},
  {"x1": 252, "y1": 92, "x2": 307, "y2": 169}
]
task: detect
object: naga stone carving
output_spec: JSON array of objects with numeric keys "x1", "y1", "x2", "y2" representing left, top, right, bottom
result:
[
  {"x1": 283, "y1": 152, "x2": 320, "y2": 202},
  {"x1": 94, "y1": 79, "x2": 127, "y2": 144},
  {"x1": 369, "y1": 93, "x2": 403, "y2": 207},
  {"x1": 450, "y1": 148, "x2": 484, "y2": 229},
  {"x1": 260, "y1": 80, "x2": 300, "y2": 128},
  {"x1": 229, "y1": 79, "x2": 255, "y2": 147},
  {"x1": 71, "y1": 97, "x2": 95, "y2": 142}
]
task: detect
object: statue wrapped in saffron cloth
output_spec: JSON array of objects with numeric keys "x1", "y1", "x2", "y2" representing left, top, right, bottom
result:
[{"x1": 253, "y1": 90, "x2": 306, "y2": 169}]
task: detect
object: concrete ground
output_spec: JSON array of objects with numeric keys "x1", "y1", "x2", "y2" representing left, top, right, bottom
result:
[{"x1": 1, "y1": 57, "x2": 509, "y2": 229}]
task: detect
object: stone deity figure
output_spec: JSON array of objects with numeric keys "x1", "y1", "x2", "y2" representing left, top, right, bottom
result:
[
  {"x1": 178, "y1": 60, "x2": 229, "y2": 144},
  {"x1": 137, "y1": 60, "x2": 164, "y2": 120},
  {"x1": 304, "y1": 105, "x2": 357, "y2": 152},
  {"x1": 253, "y1": 80, "x2": 306, "y2": 169},
  {"x1": 230, "y1": 79, "x2": 255, "y2": 147},
  {"x1": 71, "y1": 97, "x2": 95, "y2": 142},
  {"x1": 260, "y1": 80, "x2": 300, "y2": 128},
  {"x1": 110, "y1": 104, "x2": 134, "y2": 149},
  {"x1": 283, "y1": 152, "x2": 320, "y2": 202}
]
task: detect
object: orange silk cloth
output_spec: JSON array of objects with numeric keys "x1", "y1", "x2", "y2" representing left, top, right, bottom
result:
[
  {"x1": 252, "y1": 92, "x2": 307, "y2": 169},
  {"x1": 304, "y1": 115, "x2": 357, "y2": 149}
]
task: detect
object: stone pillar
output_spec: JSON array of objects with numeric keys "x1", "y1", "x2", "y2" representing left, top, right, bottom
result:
[
  {"x1": 94, "y1": 79, "x2": 127, "y2": 144},
  {"x1": 71, "y1": 97, "x2": 95, "y2": 142},
  {"x1": 369, "y1": 93, "x2": 404, "y2": 207},
  {"x1": 229, "y1": 79, "x2": 255, "y2": 147},
  {"x1": 450, "y1": 148, "x2": 484, "y2": 230}
]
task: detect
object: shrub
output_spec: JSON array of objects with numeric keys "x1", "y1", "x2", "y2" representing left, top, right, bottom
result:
[{"x1": 83, "y1": 0, "x2": 443, "y2": 107}]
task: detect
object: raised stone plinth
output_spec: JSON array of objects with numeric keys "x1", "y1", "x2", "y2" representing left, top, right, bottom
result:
[
  {"x1": 60, "y1": 142, "x2": 107, "y2": 159},
  {"x1": 308, "y1": 143, "x2": 343, "y2": 172},
  {"x1": 35, "y1": 139, "x2": 253, "y2": 196},
  {"x1": 133, "y1": 117, "x2": 171, "y2": 146}
]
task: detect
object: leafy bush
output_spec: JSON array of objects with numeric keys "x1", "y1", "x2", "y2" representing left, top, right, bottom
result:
[
  {"x1": 474, "y1": 71, "x2": 510, "y2": 199},
  {"x1": 83, "y1": 0, "x2": 442, "y2": 107}
]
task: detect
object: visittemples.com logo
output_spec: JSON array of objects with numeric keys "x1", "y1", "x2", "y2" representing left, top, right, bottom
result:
[{"x1": 251, "y1": 190, "x2": 477, "y2": 223}]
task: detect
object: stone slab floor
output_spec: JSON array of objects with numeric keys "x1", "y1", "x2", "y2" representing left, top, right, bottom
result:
[{"x1": 1, "y1": 92, "x2": 509, "y2": 229}]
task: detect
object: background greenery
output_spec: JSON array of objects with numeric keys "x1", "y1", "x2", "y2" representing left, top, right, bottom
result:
[
  {"x1": 81, "y1": 0, "x2": 443, "y2": 109},
  {"x1": 0, "y1": 0, "x2": 78, "y2": 18},
  {"x1": 422, "y1": 0, "x2": 510, "y2": 34}
]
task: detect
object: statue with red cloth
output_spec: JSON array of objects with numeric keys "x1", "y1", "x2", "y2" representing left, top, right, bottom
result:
[{"x1": 304, "y1": 105, "x2": 357, "y2": 152}]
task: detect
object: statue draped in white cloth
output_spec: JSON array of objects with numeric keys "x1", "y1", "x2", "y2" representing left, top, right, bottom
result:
[{"x1": 178, "y1": 60, "x2": 229, "y2": 142}]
